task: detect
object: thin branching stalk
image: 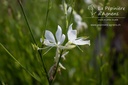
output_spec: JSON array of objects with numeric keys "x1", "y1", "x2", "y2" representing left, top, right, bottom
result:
[
  {"x1": 44, "y1": 0, "x2": 52, "y2": 35},
  {"x1": 38, "y1": 50, "x2": 50, "y2": 84},
  {"x1": 17, "y1": 0, "x2": 50, "y2": 84},
  {"x1": 17, "y1": 0, "x2": 36, "y2": 44},
  {"x1": 50, "y1": 50, "x2": 63, "y2": 84},
  {"x1": 68, "y1": 0, "x2": 76, "y2": 24},
  {"x1": 54, "y1": 50, "x2": 63, "y2": 78}
]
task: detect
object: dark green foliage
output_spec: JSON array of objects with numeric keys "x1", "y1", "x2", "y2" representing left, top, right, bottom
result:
[{"x1": 0, "y1": 0, "x2": 128, "y2": 85}]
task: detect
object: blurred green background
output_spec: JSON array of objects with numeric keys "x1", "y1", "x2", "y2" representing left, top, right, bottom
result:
[{"x1": 0, "y1": 0, "x2": 128, "y2": 85}]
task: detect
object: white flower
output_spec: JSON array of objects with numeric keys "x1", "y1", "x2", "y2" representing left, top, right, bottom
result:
[
  {"x1": 76, "y1": 21, "x2": 88, "y2": 31},
  {"x1": 67, "y1": 24, "x2": 90, "y2": 45},
  {"x1": 44, "y1": 25, "x2": 65, "y2": 48},
  {"x1": 73, "y1": 12, "x2": 88, "y2": 33},
  {"x1": 73, "y1": 12, "x2": 82, "y2": 22},
  {"x1": 60, "y1": 2, "x2": 72, "y2": 15}
]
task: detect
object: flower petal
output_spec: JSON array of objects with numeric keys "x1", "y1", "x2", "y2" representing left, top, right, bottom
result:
[
  {"x1": 44, "y1": 39, "x2": 55, "y2": 46},
  {"x1": 61, "y1": 51, "x2": 69, "y2": 60},
  {"x1": 74, "y1": 13, "x2": 82, "y2": 22},
  {"x1": 73, "y1": 39, "x2": 90, "y2": 45},
  {"x1": 59, "y1": 63, "x2": 66, "y2": 70},
  {"x1": 45, "y1": 30, "x2": 56, "y2": 44},
  {"x1": 56, "y1": 25, "x2": 62, "y2": 44},
  {"x1": 59, "y1": 34, "x2": 65, "y2": 44},
  {"x1": 67, "y1": 24, "x2": 77, "y2": 41}
]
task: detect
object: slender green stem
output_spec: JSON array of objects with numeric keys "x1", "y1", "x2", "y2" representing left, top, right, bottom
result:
[
  {"x1": 0, "y1": 43, "x2": 41, "y2": 82},
  {"x1": 17, "y1": 0, "x2": 36, "y2": 44},
  {"x1": 17, "y1": 0, "x2": 50, "y2": 84},
  {"x1": 43, "y1": 0, "x2": 52, "y2": 84},
  {"x1": 50, "y1": 50, "x2": 63, "y2": 84},
  {"x1": 38, "y1": 50, "x2": 50, "y2": 84},
  {"x1": 68, "y1": 0, "x2": 76, "y2": 24},
  {"x1": 54, "y1": 50, "x2": 63, "y2": 77},
  {"x1": 43, "y1": 0, "x2": 51, "y2": 35}
]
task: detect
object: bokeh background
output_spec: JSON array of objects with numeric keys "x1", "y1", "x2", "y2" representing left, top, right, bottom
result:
[{"x1": 0, "y1": 0, "x2": 128, "y2": 85}]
